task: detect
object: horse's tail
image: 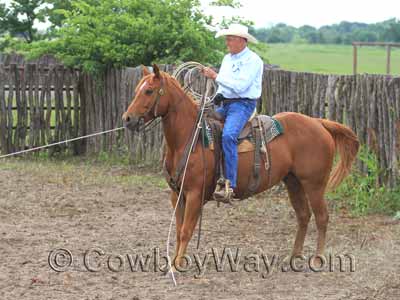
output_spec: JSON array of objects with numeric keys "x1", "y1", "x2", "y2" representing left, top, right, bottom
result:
[{"x1": 318, "y1": 119, "x2": 360, "y2": 190}]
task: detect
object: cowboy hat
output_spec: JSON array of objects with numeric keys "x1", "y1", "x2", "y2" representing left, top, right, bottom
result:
[{"x1": 215, "y1": 23, "x2": 258, "y2": 44}]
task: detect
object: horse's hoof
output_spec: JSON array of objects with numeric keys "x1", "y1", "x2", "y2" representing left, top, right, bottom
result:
[
  {"x1": 162, "y1": 265, "x2": 177, "y2": 276},
  {"x1": 162, "y1": 266, "x2": 171, "y2": 276}
]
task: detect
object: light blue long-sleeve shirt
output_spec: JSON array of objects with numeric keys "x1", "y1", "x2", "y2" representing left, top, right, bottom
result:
[{"x1": 215, "y1": 46, "x2": 264, "y2": 99}]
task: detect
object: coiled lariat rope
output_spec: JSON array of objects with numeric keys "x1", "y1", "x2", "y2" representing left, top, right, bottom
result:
[{"x1": 172, "y1": 61, "x2": 217, "y2": 107}]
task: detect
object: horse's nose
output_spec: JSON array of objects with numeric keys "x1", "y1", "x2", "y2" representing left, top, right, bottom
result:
[
  {"x1": 122, "y1": 112, "x2": 139, "y2": 131},
  {"x1": 122, "y1": 112, "x2": 129, "y2": 122},
  {"x1": 122, "y1": 112, "x2": 132, "y2": 125}
]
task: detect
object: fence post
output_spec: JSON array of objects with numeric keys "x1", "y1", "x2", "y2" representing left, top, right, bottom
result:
[
  {"x1": 386, "y1": 45, "x2": 391, "y2": 75},
  {"x1": 353, "y1": 44, "x2": 358, "y2": 75}
]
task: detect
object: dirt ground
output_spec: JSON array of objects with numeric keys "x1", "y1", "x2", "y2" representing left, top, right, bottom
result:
[{"x1": 0, "y1": 158, "x2": 399, "y2": 300}]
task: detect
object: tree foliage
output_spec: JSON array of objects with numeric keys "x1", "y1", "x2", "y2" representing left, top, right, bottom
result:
[
  {"x1": 20, "y1": 0, "x2": 247, "y2": 73},
  {"x1": 2, "y1": 0, "x2": 262, "y2": 73},
  {"x1": 43, "y1": 0, "x2": 73, "y2": 30},
  {"x1": 0, "y1": 0, "x2": 46, "y2": 43}
]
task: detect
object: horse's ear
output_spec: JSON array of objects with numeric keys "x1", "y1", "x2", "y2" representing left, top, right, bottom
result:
[
  {"x1": 141, "y1": 65, "x2": 150, "y2": 77},
  {"x1": 153, "y1": 64, "x2": 161, "y2": 79}
]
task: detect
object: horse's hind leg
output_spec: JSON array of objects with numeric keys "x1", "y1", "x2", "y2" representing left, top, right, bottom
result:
[
  {"x1": 284, "y1": 173, "x2": 311, "y2": 256},
  {"x1": 302, "y1": 183, "x2": 329, "y2": 259}
]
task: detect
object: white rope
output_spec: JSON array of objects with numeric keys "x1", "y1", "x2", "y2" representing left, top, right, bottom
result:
[
  {"x1": 0, "y1": 127, "x2": 124, "y2": 159},
  {"x1": 172, "y1": 61, "x2": 217, "y2": 107},
  {"x1": 165, "y1": 77, "x2": 213, "y2": 286}
]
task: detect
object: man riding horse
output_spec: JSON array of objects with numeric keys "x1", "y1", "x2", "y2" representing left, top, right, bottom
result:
[
  {"x1": 122, "y1": 31, "x2": 359, "y2": 271},
  {"x1": 202, "y1": 23, "x2": 264, "y2": 202}
]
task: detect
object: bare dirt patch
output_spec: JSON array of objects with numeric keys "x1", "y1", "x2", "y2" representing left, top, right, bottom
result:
[{"x1": 0, "y1": 158, "x2": 399, "y2": 299}]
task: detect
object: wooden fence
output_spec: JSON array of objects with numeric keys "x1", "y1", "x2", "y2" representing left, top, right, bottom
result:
[
  {"x1": 0, "y1": 53, "x2": 60, "y2": 65},
  {"x1": 263, "y1": 71, "x2": 400, "y2": 187},
  {"x1": 0, "y1": 63, "x2": 82, "y2": 154},
  {"x1": 0, "y1": 61, "x2": 399, "y2": 186}
]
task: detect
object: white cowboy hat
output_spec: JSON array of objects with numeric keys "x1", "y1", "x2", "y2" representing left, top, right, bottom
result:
[{"x1": 215, "y1": 23, "x2": 258, "y2": 44}]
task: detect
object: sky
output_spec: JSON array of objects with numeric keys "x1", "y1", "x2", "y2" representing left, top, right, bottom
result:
[
  {"x1": 201, "y1": 0, "x2": 399, "y2": 28},
  {"x1": 1, "y1": 0, "x2": 399, "y2": 29}
]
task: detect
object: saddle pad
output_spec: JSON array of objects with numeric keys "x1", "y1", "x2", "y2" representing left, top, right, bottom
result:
[{"x1": 208, "y1": 116, "x2": 284, "y2": 153}]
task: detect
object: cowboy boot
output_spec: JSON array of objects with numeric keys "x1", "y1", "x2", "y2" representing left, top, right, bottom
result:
[{"x1": 213, "y1": 179, "x2": 234, "y2": 204}]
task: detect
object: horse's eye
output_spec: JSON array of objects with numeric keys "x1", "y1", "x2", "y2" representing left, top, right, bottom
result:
[{"x1": 145, "y1": 89, "x2": 153, "y2": 95}]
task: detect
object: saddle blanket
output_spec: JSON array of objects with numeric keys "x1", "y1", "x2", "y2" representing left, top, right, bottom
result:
[{"x1": 205, "y1": 115, "x2": 284, "y2": 153}]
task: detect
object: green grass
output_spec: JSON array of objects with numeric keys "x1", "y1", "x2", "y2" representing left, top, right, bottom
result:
[{"x1": 264, "y1": 43, "x2": 400, "y2": 75}]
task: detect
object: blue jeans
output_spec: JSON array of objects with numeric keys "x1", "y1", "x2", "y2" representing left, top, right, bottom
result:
[{"x1": 215, "y1": 100, "x2": 257, "y2": 188}]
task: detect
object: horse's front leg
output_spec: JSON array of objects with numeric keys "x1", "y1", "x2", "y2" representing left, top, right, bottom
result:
[
  {"x1": 170, "y1": 191, "x2": 184, "y2": 263},
  {"x1": 174, "y1": 188, "x2": 202, "y2": 269}
]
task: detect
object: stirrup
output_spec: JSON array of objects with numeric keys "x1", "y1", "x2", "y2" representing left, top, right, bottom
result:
[{"x1": 213, "y1": 178, "x2": 234, "y2": 206}]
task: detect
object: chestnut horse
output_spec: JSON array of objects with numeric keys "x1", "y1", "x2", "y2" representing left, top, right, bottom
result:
[{"x1": 122, "y1": 64, "x2": 360, "y2": 268}]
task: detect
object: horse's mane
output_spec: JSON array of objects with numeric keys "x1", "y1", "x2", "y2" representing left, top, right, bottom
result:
[
  {"x1": 134, "y1": 70, "x2": 199, "y2": 110},
  {"x1": 161, "y1": 71, "x2": 199, "y2": 108}
]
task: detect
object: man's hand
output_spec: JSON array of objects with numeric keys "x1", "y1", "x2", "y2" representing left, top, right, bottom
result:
[{"x1": 201, "y1": 67, "x2": 218, "y2": 80}]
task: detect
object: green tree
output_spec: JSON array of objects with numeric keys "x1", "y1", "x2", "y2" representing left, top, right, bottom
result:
[
  {"x1": 298, "y1": 25, "x2": 318, "y2": 43},
  {"x1": 24, "y1": 0, "x2": 229, "y2": 73},
  {"x1": 44, "y1": 0, "x2": 73, "y2": 28},
  {"x1": 385, "y1": 19, "x2": 400, "y2": 41},
  {"x1": 249, "y1": 27, "x2": 269, "y2": 43},
  {"x1": 319, "y1": 26, "x2": 342, "y2": 44},
  {"x1": 0, "y1": 3, "x2": 7, "y2": 35},
  {"x1": 0, "y1": 0, "x2": 46, "y2": 43},
  {"x1": 352, "y1": 29, "x2": 378, "y2": 42},
  {"x1": 265, "y1": 23, "x2": 296, "y2": 43},
  {"x1": 209, "y1": 0, "x2": 241, "y2": 8}
]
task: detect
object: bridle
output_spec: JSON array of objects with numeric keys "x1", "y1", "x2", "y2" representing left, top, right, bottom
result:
[
  {"x1": 132, "y1": 77, "x2": 167, "y2": 132},
  {"x1": 143, "y1": 77, "x2": 165, "y2": 119},
  {"x1": 136, "y1": 76, "x2": 186, "y2": 132}
]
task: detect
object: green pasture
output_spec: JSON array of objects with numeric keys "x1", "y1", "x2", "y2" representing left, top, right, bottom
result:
[{"x1": 264, "y1": 43, "x2": 400, "y2": 75}]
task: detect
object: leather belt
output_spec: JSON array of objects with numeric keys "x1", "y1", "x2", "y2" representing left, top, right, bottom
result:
[{"x1": 222, "y1": 97, "x2": 258, "y2": 103}]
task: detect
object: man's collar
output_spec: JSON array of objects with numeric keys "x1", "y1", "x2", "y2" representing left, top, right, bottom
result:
[{"x1": 230, "y1": 46, "x2": 249, "y2": 59}]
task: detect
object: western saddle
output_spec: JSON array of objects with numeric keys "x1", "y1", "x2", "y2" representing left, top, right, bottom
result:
[
  {"x1": 205, "y1": 108, "x2": 275, "y2": 201},
  {"x1": 163, "y1": 107, "x2": 281, "y2": 205}
]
